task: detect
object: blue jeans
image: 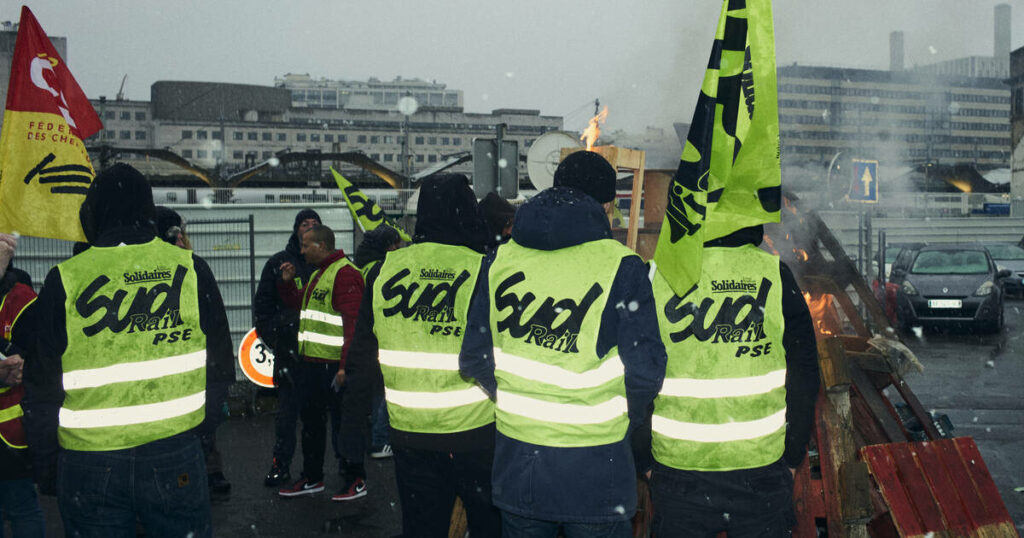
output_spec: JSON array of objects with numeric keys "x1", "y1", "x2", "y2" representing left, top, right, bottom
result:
[
  {"x1": 501, "y1": 511, "x2": 631, "y2": 538},
  {"x1": 0, "y1": 478, "x2": 45, "y2": 538},
  {"x1": 370, "y1": 388, "x2": 389, "y2": 447},
  {"x1": 58, "y1": 433, "x2": 211, "y2": 538}
]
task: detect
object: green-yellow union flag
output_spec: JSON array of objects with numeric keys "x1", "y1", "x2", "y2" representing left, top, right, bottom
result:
[
  {"x1": 653, "y1": 0, "x2": 781, "y2": 296},
  {"x1": 331, "y1": 168, "x2": 412, "y2": 242}
]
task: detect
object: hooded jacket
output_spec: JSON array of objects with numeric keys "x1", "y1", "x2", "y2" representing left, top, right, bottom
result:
[
  {"x1": 21, "y1": 164, "x2": 235, "y2": 492},
  {"x1": 344, "y1": 174, "x2": 494, "y2": 451},
  {"x1": 252, "y1": 210, "x2": 320, "y2": 376},
  {"x1": 459, "y1": 186, "x2": 668, "y2": 523}
]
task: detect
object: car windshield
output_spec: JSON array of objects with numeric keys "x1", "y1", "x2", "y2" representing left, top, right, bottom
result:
[
  {"x1": 885, "y1": 247, "x2": 902, "y2": 263},
  {"x1": 986, "y1": 244, "x2": 1024, "y2": 260},
  {"x1": 911, "y1": 250, "x2": 989, "y2": 274}
]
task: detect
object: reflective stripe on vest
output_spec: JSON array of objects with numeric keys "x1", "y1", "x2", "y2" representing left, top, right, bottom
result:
[
  {"x1": 489, "y1": 239, "x2": 636, "y2": 448},
  {"x1": 373, "y1": 243, "x2": 494, "y2": 434},
  {"x1": 56, "y1": 239, "x2": 207, "y2": 452},
  {"x1": 298, "y1": 256, "x2": 356, "y2": 361},
  {"x1": 651, "y1": 245, "x2": 787, "y2": 471}
]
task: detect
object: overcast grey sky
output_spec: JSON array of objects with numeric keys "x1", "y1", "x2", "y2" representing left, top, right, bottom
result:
[{"x1": 4, "y1": 1, "x2": 1022, "y2": 132}]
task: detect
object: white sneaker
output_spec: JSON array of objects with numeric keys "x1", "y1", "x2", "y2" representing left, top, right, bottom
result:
[{"x1": 369, "y1": 444, "x2": 393, "y2": 459}]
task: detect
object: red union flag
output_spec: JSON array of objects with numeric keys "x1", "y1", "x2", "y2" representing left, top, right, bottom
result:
[{"x1": 0, "y1": 6, "x2": 102, "y2": 241}]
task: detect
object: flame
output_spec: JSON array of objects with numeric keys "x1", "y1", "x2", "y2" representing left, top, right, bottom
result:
[
  {"x1": 580, "y1": 106, "x2": 609, "y2": 151},
  {"x1": 763, "y1": 236, "x2": 779, "y2": 256},
  {"x1": 795, "y1": 249, "x2": 809, "y2": 262},
  {"x1": 803, "y1": 292, "x2": 839, "y2": 336}
]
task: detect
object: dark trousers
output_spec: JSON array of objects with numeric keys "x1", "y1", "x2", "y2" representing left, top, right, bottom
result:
[
  {"x1": 272, "y1": 369, "x2": 301, "y2": 469},
  {"x1": 501, "y1": 511, "x2": 631, "y2": 538},
  {"x1": 392, "y1": 445, "x2": 501, "y2": 538},
  {"x1": 650, "y1": 459, "x2": 795, "y2": 537},
  {"x1": 57, "y1": 433, "x2": 211, "y2": 538},
  {"x1": 0, "y1": 477, "x2": 45, "y2": 538},
  {"x1": 294, "y1": 361, "x2": 342, "y2": 483},
  {"x1": 199, "y1": 380, "x2": 230, "y2": 475}
]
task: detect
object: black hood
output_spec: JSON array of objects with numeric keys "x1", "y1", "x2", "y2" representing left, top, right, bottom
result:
[
  {"x1": 413, "y1": 174, "x2": 487, "y2": 253},
  {"x1": 511, "y1": 186, "x2": 611, "y2": 251},
  {"x1": 293, "y1": 208, "x2": 322, "y2": 235},
  {"x1": 354, "y1": 226, "x2": 401, "y2": 268},
  {"x1": 704, "y1": 224, "x2": 764, "y2": 248},
  {"x1": 155, "y1": 206, "x2": 183, "y2": 245},
  {"x1": 79, "y1": 163, "x2": 156, "y2": 243}
]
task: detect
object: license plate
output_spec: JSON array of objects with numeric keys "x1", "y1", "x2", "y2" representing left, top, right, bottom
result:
[{"x1": 928, "y1": 299, "x2": 962, "y2": 309}]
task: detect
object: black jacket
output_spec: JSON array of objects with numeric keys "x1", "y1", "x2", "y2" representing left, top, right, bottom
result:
[
  {"x1": 0, "y1": 271, "x2": 34, "y2": 480},
  {"x1": 252, "y1": 233, "x2": 316, "y2": 380},
  {"x1": 21, "y1": 226, "x2": 235, "y2": 490},
  {"x1": 459, "y1": 186, "x2": 668, "y2": 522}
]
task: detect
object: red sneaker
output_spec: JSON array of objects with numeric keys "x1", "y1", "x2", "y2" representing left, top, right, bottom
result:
[
  {"x1": 330, "y1": 477, "x2": 367, "y2": 501},
  {"x1": 278, "y1": 477, "x2": 325, "y2": 497}
]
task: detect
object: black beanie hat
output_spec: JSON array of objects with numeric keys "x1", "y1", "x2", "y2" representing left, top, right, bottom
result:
[
  {"x1": 477, "y1": 192, "x2": 516, "y2": 240},
  {"x1": 413, "y1": 174, "x2": 488, "y2": 252},
  {"x1": 155, "y1": 206, "x2": 184, "y2": 245},
  {"x1": 79, "y1": 163, "x2": 155, "y2": 243},
  {"x1": 553, "y1": 150, "x2": 616, "y2": 204},
  {"x1": 293, "y1": 208, "x2": 322, "y2": 235}
]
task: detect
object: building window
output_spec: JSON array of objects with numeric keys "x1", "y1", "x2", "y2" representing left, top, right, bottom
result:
[
  {"x1": 135, "y1": 131, "x2": 146, "y2": 140},
  {"x1": 166, "y1": 192, "x2": 178, "y2": 202},
  {"x1": 338, "y1": 134, "x2": 347, "y2": 143},
  {"x1": 262, "y1": 132, "x2": 272, "y2": 141},
  {"x1": 278, "y1": 133, "x2": 287, "y2": 142},
  {"x1": 428, "y1": 155, "x2": 438, "y2": 163},
  {"x1": 233, "y1": 131, "x2": 243, "y2": 140},
  {"x1": 233, "y1": 151, "x2": 243, "y2": 159},
  {"x1": 358, "y1": 135, "x2": 367, "y2": 143},
  {"x1": 371, "y1": 153, "x2": 380, "y2": 161},
  {"x1": 453, "y1": 137, "x2": 461, "y2": 146},
  {"x1": 297, "y1": 133, "x2": 307, "y2": 142},
  {"x1": 415, "y1": 136, "x2": 424, "y2": 145},
  {"x1": 247, "y1": 132, "x2": 258, "y2": 141},
  {"x1": 262, "y1": 151, "x2": 273, "y2": 159},
  {"x1": 182, "y1": 149, "x2": 193, "y2": 158},
  {"x1": 371, "y1": 136, "x2": 380, "y2": 144},
  {"x1": 428, "y1": 137, "x2": 437, "y2": 145},
  {"x1": 384, "y1": 135, "x2": 394, "y2": 144},
  {"x1": 135, "y1": 111, "x2": 146, "y2": 121},
  {"x1": 311, "y1": 134, "x2": 320, "y2": 142},
  {"x1": 197, "y1": 130, "x2": 208, "y2": 140},
  {"x1": 325, "y1": 134, "x2": 334, "y2": 142},
  {"x1": 384, "y1": 154, "x2": 393, "y2": 162},
  {"x1": 182, "y1": 130, "x2": 193, "y2": 139},
  {"x1": 197, "y1": 150, "x2": 207, "y2": 158},
  {"x1": 103, "y1": 130, "x2": 115, "y2": 139},
  {"x1": 119, "y1": 130, "x2": 131, "y2": 140},
  {"x1": 441, "y1": 137, "x2": 449, "y2": 145},
  {"x1": 104, "y1": 110, "x2": 115, "y2": 120},
  {"x1": 416, "y1": 154, "x2": 424, "y2": 162},
  {"x1": 212, "y1": 131, "x2": 222, "y2": 140},
  {"x1": 120, "y1": 111, "x2": 131, "y2": 120}
]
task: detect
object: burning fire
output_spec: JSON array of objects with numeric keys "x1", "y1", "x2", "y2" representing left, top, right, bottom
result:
[
  {"x1": 795, "y1": 249, "x2": 808, "y2": 262},
  {"x1": 803, "y1": 292, "x2": 839, "y2": 336},
  {"x1": 580, "y1": 106, "x2": 609, "y2": 151}
]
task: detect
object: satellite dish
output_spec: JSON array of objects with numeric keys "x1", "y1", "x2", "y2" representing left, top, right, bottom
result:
[{"x1": 527, "y1": 131, "x2": 581, "y2": 190}]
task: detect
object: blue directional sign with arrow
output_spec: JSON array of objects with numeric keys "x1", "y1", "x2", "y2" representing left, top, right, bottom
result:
[{"x1": 848, "y1": 159, "x2": 879, "y2": 203}]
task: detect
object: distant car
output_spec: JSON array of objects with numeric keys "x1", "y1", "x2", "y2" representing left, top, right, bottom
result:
[
  {"x1": 892, "y1": 244, "x2": 1009, "y2": 333},
  {"x1": 981, "y1": 243, "x2": 1024, "y2": 297}
]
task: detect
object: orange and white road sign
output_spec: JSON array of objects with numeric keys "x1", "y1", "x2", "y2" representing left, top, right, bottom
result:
[{"x1": 238, "y1": 328, "x2": 275, "y2": 388}]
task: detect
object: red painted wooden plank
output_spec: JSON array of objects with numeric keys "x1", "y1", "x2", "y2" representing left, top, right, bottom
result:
[
  {"x1": 886, "y1": 444, "x2": 947, "y2": 531},
  {"x1": 791, "y1": 456, "x2": 820, "y2": 538},
  {"x1": 912, "y1": 441, "x2": 974, "y2": 534},
  {"x1": 861, "y1": 444, "x2": 928, "y2": 537},
  {"x1": 929, "y1": 439, "x2": 998, "y2": 531},
  {"x1": 952, "y1": 438, "x2": 1016, "y2": 526}
]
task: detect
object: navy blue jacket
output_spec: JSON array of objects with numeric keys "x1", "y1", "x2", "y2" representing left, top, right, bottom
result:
[{"x1": 459, "y1": 186, "x2": 667, "y2": 523}]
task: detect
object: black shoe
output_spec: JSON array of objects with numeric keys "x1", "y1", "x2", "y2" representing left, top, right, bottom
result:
[
  {"x1": 263, "y1": 458, "x2": 291, "y2": 487},
  {"x1": 208, "y1": 472, "x2": 231, "y2": 494}
]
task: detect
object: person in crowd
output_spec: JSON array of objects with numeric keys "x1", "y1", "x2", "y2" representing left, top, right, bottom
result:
[
  {"x1": 351, "y1": 226, "x2": 402, "y2": 459},
  {"x1": 344, "y1": 174, "x2": 501, "y2": 537},
  {"x1": 253, "y1": 208, "x2": 321, "y2": 487},
  {"x1": 477, "y1": 191, "x2": 516, "y2": 251},
  {"x1": 0, "y1": 233, "x2": 46, "y2": 537},
  {"x1": 459, "y1": 151, "x2": 667, "y2": 537},
  {"x1": 22, "y1": 163, "x2": 234, "y2": 537},
  {"x1": 276, "y1": 224, "x2": 365, "y2": 500},
  {"x1": 156, "y1": 206, "x2": 233, "y2": 495},
  {"x1": 646, "y1": 224, "x2": 820, "y2": 535}
]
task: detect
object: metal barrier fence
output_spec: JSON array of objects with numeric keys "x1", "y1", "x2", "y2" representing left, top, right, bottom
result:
[{"x1": 186, "y1": 217, "x2": 257, "y2": 351}]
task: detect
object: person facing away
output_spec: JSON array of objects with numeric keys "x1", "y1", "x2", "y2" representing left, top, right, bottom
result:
[
  {"x1": 0, "y1": 232, "x2": 46, "y2": 537},
  {"x1": 275, "y1": 224, "x2": 366, "y2": 501},
  {"x1": 646, "y1": 224, "x2": 820, "y2": 536},
  {"x1": 343, "y1": 173, "x2": 502, "y2": 537},
  {"x1": 155, "y1": 206, "x2": 233, "y2": 496},
  {"x1": 459, "y1": 150, "x2": 668, "y2": 537},
  {"x1": 22, "y1": 163, "x2": 234, "y2": 538},
  {"x1": 252, "y1": 208, "x2": 322, "y2": 487},
  {"x1": 477, "y1": 191, "x2": 516, "y2": 252}
]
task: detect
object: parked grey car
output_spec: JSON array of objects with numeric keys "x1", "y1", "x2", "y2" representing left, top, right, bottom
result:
[
  {"x1": 981, "y1": 243, "x2": 1024, "y2": 297},
  {"x1": 892, "y1": 244, "x2": 1009, "y2": 333}
]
